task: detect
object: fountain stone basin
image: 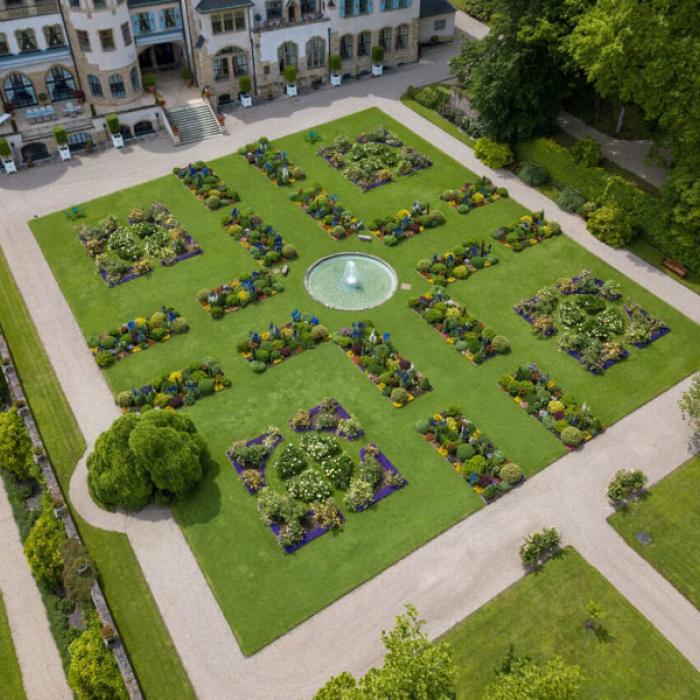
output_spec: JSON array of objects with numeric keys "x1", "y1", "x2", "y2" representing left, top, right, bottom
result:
[{"x1": 305, "y1": 253, "x2": 398, "y2": 311}]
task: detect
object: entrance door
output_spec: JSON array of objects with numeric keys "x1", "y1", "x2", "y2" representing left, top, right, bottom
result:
[
  {"x1": 139, "y1": 49, "x2": 154, "y2": 69},
  {"x1": 154, "y1": 42, "x2": 175, "y2": 67}
]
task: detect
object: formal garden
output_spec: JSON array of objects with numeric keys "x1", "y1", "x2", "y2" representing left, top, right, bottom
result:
[{"x1": 28, "y1": 107, "x2": 700, "y2": 658}]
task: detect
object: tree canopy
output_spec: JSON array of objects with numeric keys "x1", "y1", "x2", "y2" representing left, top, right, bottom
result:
[
  {"x1": 483, "y1": 655, "x2": 583, "y2": 700},
  {"x1": 87, "y1": 410, "x2": 210, "y2": 511},
  {"x1": 0, "y1": 406, "x2": 37, "y2": 481}
]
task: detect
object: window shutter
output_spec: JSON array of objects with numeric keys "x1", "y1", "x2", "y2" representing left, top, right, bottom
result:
[
  {"x1": 339, "y1": 0, "x2": 345, "y2": 16},
  {"x1": 353, "y1": 0, "x2": 359, "y2": 15},
  {"x1": 367, "y1": 0, "x2": 372, "y2": 12},
  {"x1": 380, "y1": 0, "x2": 385, "y2": 9},
  {"x1": 158, "y1": 9, "x2": 165, "y2": 29},
  {"x1": 149, "y1": 11, "x2": 157, "y2": 31},
  {"x1": 131, "y1": 15, "x2": 139, "y2": 33}
]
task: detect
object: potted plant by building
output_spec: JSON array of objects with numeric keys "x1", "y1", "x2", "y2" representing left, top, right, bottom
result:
[
  {"x1": 284, "y1": 65, "x2": 298, "y2": 97},
  {"x1": 142, "y1": 73, "x2": 157, "y2": 93},
  {"x1": 106, "y1": 113, "x2": 124, "y2": 148},
  {"x1": 0, "y1": 137, "x2": 16, "y2": 174},
  {"x1": 371, "y1": 45, "x2": 385, "y2": 76},
  {"x1": 53, "y1": 125, "x2": 71, "y2": 161},
  {"x1": 239, "y1": 75, "x2": 253, "y2": 107},
  {"x1": 180, "y1": 67, "x2": 194, "y2": 87},
  {"x1": 38, "y1": 92, "x2": 49, "y2": 105},
  {"x1": 329, "y1": 54, "x2": 343, "y2": 87}
]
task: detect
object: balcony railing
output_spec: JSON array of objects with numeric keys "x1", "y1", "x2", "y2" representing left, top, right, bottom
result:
[
  {"x1": 0, "y1": 0, "x2": 59, "y2": 20},
  {"x1": 253, "y1": 12, "x2": 329, "y2": 32}
]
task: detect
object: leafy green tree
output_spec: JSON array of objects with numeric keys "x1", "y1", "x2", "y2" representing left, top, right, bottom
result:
[
  {"x1": 658, "y1": 168, "x2": 700, "y2": 273},
  {"x1": 68, "y1": 616, "x2": 128, "y2": 700},
  {"x1": 483, "y1": 656, "x2": 583, "y2": 699},
  {"x1": 0, "y1": 407, "x2": 37, "y2": 480},
  {"x1": 87, "y1": 411, "x2": 210, "y2": 511},
  {"x1": 24, "y1": 500, "x2": 67, "y2": 589},
  {"x1": 586, "y1": 205, "x2": 633, "y2": 248},
  {"x1": 680, "y1": 373, "x2": 700, "y2": 437},
  {"x1": 314, "y1": 605, "x2": 456, "y2": 699}
]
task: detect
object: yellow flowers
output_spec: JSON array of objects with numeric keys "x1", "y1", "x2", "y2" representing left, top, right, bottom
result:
[
  {"x1": 168, "y1": 371, "x2": 182, "y2": 383},
  {"x1": 135, "y1": 317, "x2": 146, "y2": 327},
  {"x1": 520, "y1": 215, "x2": 533, "y2": 224},
  {"x1": 260, "y1": 331, "x2": 270, "y2": 340},
  {"x1": 471, "y1": 192, "x2": 485, "y2": 204}
]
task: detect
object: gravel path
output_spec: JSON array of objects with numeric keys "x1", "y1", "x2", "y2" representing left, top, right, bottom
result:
[{"x1": 1, "y1": 42, "x2": 699, "y2": 699}]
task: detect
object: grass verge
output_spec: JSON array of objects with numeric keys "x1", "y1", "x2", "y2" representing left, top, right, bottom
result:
[{"x1": 0, "y1": 590, "x2": 26, "y2": 700}]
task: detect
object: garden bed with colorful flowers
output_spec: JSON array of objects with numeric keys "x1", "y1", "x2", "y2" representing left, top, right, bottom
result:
[
  {"x1": 115, "y1": 358, "x2": 229, "y2": 412},
  {"x1": 172, "y1": 161, "x2": 239, "y2": 210},
  {"x1": 332, "y1": 321, "x2": 432, "y2": 406},
  {"x1": 196, "y1": 271, "x2": 283, "y2": 319},
  {"x1": 370, "y1": 201, "x2": 446, "y2": 246},
  {"x1": 86, "y1": 307, "x2": 188, "y2": 367},
  {"x1": 238, "y1": 137, "x2": 305, "y2": 187},
  {"x1": 354, "y1": 444, "x2": 407, "y2": 512},
  {"x1": 238, "y1": 311, "x2": 329, "y2": 372},
  {"x1": 227, "y1": 427, "x2": 285, "y2": 494},
  {"x1": 498, "y1": 364, "x2": 604, "y2": 449},
  {"x1": 289, "y1": 186, "x2": 365, "y2": 240},
  {"x1": 288, "y1": 397, "x2": 364, "y2": 441},
  {"x1": 409, "y1": 287, "x2": 510, "y2": 365},
  {"x1": 222, "y1": 208, "x2": 298, "y2": 267},
  {"x1": 77, "y1": 203, "x2": 202, "y2": 287},
  {"x1": 415, "y1": 240, "x2": 499, "y2": 285},
  {"x1": 416, "y1": 408, "x2": 524, "y2": 503},
  {"x1": 514, "y1": 269, "x2": 669, "y2": 373},
  {"x1": 440, "y1": 177, "x2": 509, "y2": 215},
  {"x1": 491, "y1": 211, "x2": 561, "y2": 252},
  {"x1": 317, "y1": 127, "x2": 432, "y2": 191}
]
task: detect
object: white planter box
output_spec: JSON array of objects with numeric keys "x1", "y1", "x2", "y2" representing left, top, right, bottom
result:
[
  {"x1": 240, "y1": 94, "x2": 253, "y2": 108},
  {"x1": 372, "y1": 64, "x2": 384, "y2": 77},
  {"x1": 2, "y1": 158, "x2": 17, "y2": 174},
  {"x1": 330, "y1": 74, "x2": 342, "y2": 87},
  {"x1": 111, "y1": 133, "x2": 125, "y2": 149},
  {"x1": 286, "y1": 83, "x2": 298, "y2": 97},
  {"x1": 58, "y1": 145, "x2": 71, "y2": 161}
]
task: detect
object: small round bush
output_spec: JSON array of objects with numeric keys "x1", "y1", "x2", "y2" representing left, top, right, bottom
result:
[
  {"x1": 474, "y1": 137, "x2": 513, "y2": 169},
  {"x1": 547, "y1": 400, "x2": 565, "y2": 414},
  {"x1": 250, "y1": 361, "x2": 267, "y2": 373},
  {"x1": 556, "y1": 186, "x2": 587, "y2": 214},
  {"x1": 205, "y1": 195, "x2": 221, "y2": 210},
  {"x1": 100, "y1": 335, "x2": 117, "y2": 350},
  {"x1": 456, "y1": 443, "x2": 475, "y2": 462},
  {"x1": 457, "y1": 204, "x2": 471, "y2": 215},
  {"x1": 490, "y1": 335, "x2": 510, "y2": 354},
  {"x1": 311, "y1": 324, "x2": 329, "y2": 341},
  {"x1": 560, "y1": 426, "x2": 583, "y2": 447},
  {"x1": 586, "y1": 205, "x2": 633, "y2": 248},
  {"x1": 499, "y1": 462, "x2": 522, "y2": 484},
  {"x1": 453, "y1": 265, "x2": 469, "y2": 279},
  {"x1": 390, "y1": 388, "x2": 408, "y2": 405},
  {"x1": 150, "y1": 327, "x2": 168, "y2": 342},
  {"x1": 517, "y1": 161, "x2": 551, "y2": 186},
  {"x1": 470, "y1": 255, "x2": 484, "y2": 269},
  {"x1": 383, "y1": 234, "x2": 398, "y2": 246},
  {"x1": 571, "y1": 136, "x2": 601, "y2": 167},
  {"x1": 95, "y1": 351, "x2": 114, "y2": 368},
  {"x1": 116, "y1": 391, "x2": 133, "y2": 408},
  {"x1": 416, "y1": 259, "x2": 432, "y2": 273},
  {"x1": 415, "y1": 418, "x2": 429, "y2": 434},
  {"x1": 466, "y1": 454, "x2": 487, "y2": 475},
  {"x1": 198, "y1": 378, "x2": 214, "y2": 396},
  {"x1": 281, "y1": 243, "x2": 298, "y2": 259},
  {"x1": 210, "y1": 306, "x2": 224, "y2": 319}
]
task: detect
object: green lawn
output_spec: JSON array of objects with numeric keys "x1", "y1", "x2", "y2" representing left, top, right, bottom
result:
[
  {"x1": 442, "y1": 547, "x2": 700, "y2": 698},
  {"x1": 609, "y1": 456, "x2": 700, "y2": 610},
  {"x1": 0, "y1": 591, "x2": 26, "y2": 700},
  {"x1": 30, "y1": 107, "x2": 700, "y2": 653},
  {"x1": 0, "y1": 249, "x2": 195, "y2": 699}
]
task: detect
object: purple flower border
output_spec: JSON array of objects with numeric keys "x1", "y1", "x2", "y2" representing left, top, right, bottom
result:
[
  {"x1": 227, "y1": 431, "x2": 284, "y2": 495},
  {"x1": 270, "y1": 510, "x2": 345, "y2": 554},
  {"x1": 353, "y1": 444, "x2": 407, "y2": 512},
  {"x1": 288, "y1": 400, "x2": 364, "y2": 441},
  {"x1": 623, "y1": 304, "x2": 672, "y2": 348}
]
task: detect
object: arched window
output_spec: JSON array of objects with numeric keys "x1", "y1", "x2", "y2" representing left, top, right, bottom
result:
[
  {"x1": 395, "y1": 24, "x2": 409, "y2": 50},
  {"x1": 130, "y1": 66, "x2": 140, "y2": 91},
  {"x1": 88, "y1": 74, "x2": 102, "y2": 97},
  {"x1": 134, "y1": 120, "x2": 154, "y2": 137},
  {"x1": 46, "y1": 66, "x2": 76, "y2": 102},
  {"x1": 340, "y1": 34, "x2": 353, "y2": 61},
  {"x1": 277, "y1": 42, "x2": 298, "y2": 71},
  {"x1": 305, "y1": 36, "x2": 325, "y2": 68},
  {"x1": 357, "y1": 31, "x2": 371, "y2": 57},
  {"x1": 0, "y1": 33, "x2": 10, "y2": 56},
  {"x1": 109, "y1": 73, "x2": 126, "y2": 98},
  {"x1": 379, "y1": 27, "x2": 392, "y2": 52},
  {"x1": 215, "y1": 46, "x2": 248, "y2": 79},
  {"x1": 4, "y1": 73, "x2": 37, "y2": 108},
  {"x1": 21, "y1": 141, "x2": 49, "y2": 162}
]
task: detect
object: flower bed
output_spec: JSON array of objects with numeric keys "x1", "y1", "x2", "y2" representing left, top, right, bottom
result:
[
  {"x1": 352, "y1": 444, "x2": 407, "y2": 512},
  {"x1": 416, "y1": 408, "x2": 524, "y2": 503},
  {"x1": 86, "y1": 307, "x2": 188, "y2": 367},
  {"x1": 238, "y1": 137, "x2": 305, "y2": 187},
  {"x1": 222, "y1": 208, "x2": 298, "y2": 267},
  {"x1": 498, "y1": 363, "x2": 604, "y2": 449},
  {"x1": 77, "y1": 203, "x2": 202, "y2": 287},
  {"x1": 370, "y1": 201, "x2": 446, "y2": 246},
  {"x1": 415, "y1": 240, "x2": 499, "y2": 285},
  {"x1": 332, "y1": 321, "x2": 432, "y2": 406},
  {"x1": 238, "y1": 311, "x2": 329, "y2": 372},
  {"x1": 115, "y1": 358, "x2": 229, "y2": 412},
  {"x1": 440, "y1": 177, "x2": 509, "y2": 214},
  {"x1": 196, "y1": 271, "x2": 283, "y2": 319},
  {"x1": 491, "y1": 211, "x2": 562, "y2": 252},
  {"x1": 172, "y1": 161, "x2": 239, "y2": 210},
  {"x1": 317, "y1": 127, "x2": 432, "y2": 191},
  {"x1": 409, "y1": 287, "x2": 510, "y2": 365},
  {"x1": 288, "y1": 397, "x2": 364, "y2": 441},
  {"x1": 289, "y1": 186, "x2": 365, "y2": 240},
  {"x1": 514, "y1": 269, "x2": 669, "y2": 373},
  {"x1": 227, "y1": 428, "x2": 284, "y2": 494}
]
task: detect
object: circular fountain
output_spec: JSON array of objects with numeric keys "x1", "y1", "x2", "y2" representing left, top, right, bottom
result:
[{"x1": 305, "y1": 253, "x2": 398, "y2": 311}]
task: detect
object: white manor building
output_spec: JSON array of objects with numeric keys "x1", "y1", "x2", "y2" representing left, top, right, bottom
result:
[{"x1": 0, "y1": 0, "x2": 453, "y2": 161}]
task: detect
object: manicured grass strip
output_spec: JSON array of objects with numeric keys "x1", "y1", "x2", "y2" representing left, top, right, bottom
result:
[
  {"x1": 609, "y1": 456, "x2": 700, "y2": 611},
  {"x1": 442, "y1": 547, "x2": 700, "y2": 699},
  {"x1": 400, "y1": 96, "x2": 475, "y2": 148},
  {"x1": 0, "y1": 248, "x2": 195, "y2": 700},
  {"x1": 0, "y1": 590, "x2": 26, "y2": 700}
]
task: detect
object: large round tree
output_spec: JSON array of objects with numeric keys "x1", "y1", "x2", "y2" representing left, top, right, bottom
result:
[{"x1": 87, "y1": 411, "x2": 210, "y2": 511}]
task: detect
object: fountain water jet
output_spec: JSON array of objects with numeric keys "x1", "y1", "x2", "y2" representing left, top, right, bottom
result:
[{"x1": 341, "y1": 260, "x2": 361, "y2": 289}]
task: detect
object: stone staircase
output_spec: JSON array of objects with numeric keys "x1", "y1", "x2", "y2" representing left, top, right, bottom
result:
[{"x1": 165, "y1": 100, "x2": 221, "y2": 145}]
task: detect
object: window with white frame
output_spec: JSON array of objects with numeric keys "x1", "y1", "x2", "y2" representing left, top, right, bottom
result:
[
  {"x1": 76, "y1": 30, "x2": 91, "y2": 51},
  {"x1": 379, "y1": 27, "x2": 392, "y2": 51},
  {"x1": 212, "y1": 10, "x2": 245, "y2": 33},
  {"x1": 340, "y1": 34, "x2": 353, "y2": 60},
  {"x1": 88, "y1": 74, "x2": 102, "y2": 97},
  {"x1": 130, "y1": 66, "x2": 140, "y2": 91},
  {"x1": 433, "y1": 18, "x2": 446, "y2": 30},
  {"x1": 277, "y1": 41, "x2": 297, "y2": 70},
  {"x1": 121, "y1": 22, "x2": 132, "y2": 46},
  {"x1": 43, "y1": 25, "x2": 65, "y2": 47},
  {"x1": 395, "y1": 23, "x2": 409, "y2": 49},
  {"x1": 0, "y1": 33, "x2": 8, "y2": 56},
  {"x1": 16, "y1": 29, "x2": 37, "y2": 52},
  {"x1": 99, "y1": 29, "x2": 115, "y2": 50},
  {"x1": 306, "y1": 36, "x2": 325, "y2": 68},
  {"x1": 109, "y1": 73, "x2": 126, "y2": 97},
  {"x1": 46, "y1": 66, "x2": 76, "y2": 101},
  {"x1": 357, "y1": 30, "x2": 371, "y2": 56},
  {"x1": 213, "y1": 57, "x2": 229, "y2": 81},
  {"x1": 134, "y1": 13, "x2": 153, "y2": 33},
  {"x1": 266, "y1": 0, "x2": 282, "y2": 20}
]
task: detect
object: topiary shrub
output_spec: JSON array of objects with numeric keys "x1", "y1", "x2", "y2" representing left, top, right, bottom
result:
[
  {"x1": 571, "y1": 136, "x2": 601, "y2": 167},
  {"x1": 586, "y1": 205, "x2": 633, "y2": 248},
  {"x1": 517, "y1": 161, "x2": 551, "y2": 186},
  {"x1": 250, "y1": 360, "x2": 267, "y2": 373},
  {"x1": 490, "y1": 335, "x2": 510, "y2": 354},
  {"x1": 456, "y1": 443, "x2": 475, "y2": 462},
  {"x1": 556, "y1": 186, "x2": 587, "y2": 214},
  {"x1": 24, "y1": 501, "x2": 67, "y2": 590},
  {"x1": 205, "y1": 195, "x2": 221, "y2": 210},
  {"x1": 416, "y1": 259, "x2": 431, "y2": 273},
  {"x1": 499, "y1": 462, "x2": 522, "y2": 485},
  {"x1": 474, "y1": 138, "x2": 514, "y2": 169},
  {"x1": 415, "y1": 418, "x2": 429, "y2": 434},
  {"x1": 560, "y1": 426, "x2": 583, "y2": 447},
  {"x1": 390, "y1": 388, "x2": 408, "y2": 405},
  {"x1": 281, "y1": 243, "x2": 298, "y2": 259},
  {"x1": 0, "y1": 407, "x2": 37, "y2": 480}
]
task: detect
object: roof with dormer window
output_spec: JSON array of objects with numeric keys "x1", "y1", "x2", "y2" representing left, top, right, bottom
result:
[{"x1": 419, "y1": 0, "x2": 455, "y2": 17}]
